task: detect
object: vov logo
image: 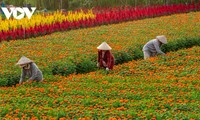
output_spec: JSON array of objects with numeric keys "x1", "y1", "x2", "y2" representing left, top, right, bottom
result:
[{"x1": 1, "y1": 7, "x2": 36, "y2": 20}]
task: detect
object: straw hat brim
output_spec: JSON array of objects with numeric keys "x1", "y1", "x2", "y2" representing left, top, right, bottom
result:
[
  {"x1": 156, "y1": 36, "x2": 167, "y2": 44},
  {"x1": 16, "y1": 61, "x2": 32, "y2": 65},
  {"x1": 16, "y1": 56, "x2": 33, "y2": 65},
  {"x1": 97, "y1": 42, "x2": 112, "y2": 50}
]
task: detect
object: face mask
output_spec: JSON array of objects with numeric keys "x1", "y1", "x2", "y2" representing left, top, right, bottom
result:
[
  {"x1": 24, "y1": 64, "x2": 30, "y2": 69},
  {"x1": 20, "y1": 64, "x2": 26, "y2": 68}
]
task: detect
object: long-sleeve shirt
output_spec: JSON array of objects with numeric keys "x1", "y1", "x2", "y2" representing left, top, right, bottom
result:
[
  {"x1": 142, "y1": 39, "x2": 165, "y2": 55},
  {"x1": 19, "y1": 62, "x2": 43, "y2": 84},
  {"x1": 98, "y1": 50, "x2": 115, "y2": 70}
]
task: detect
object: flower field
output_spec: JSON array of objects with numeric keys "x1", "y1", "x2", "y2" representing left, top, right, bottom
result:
[
  {"x1": 0, "y1": 10, "x2": 95, "y2": 31},
  {"x1": 0, "y1": 46, "x2": 199, "y2": 119},
  {"x1": 0, "y1": 2, "x2": 200, "y2": 41},
  {"x1": 0, "y1": 11, "x2": 200, "y2": 86},
  {"x1": 0, "y1": 3, "x2": 200, "y2": 118},
  {"x1": 0, "y1": 10, "x2": 96, "y2": 41}
]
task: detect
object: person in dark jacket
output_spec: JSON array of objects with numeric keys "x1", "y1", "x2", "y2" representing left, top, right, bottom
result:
[
  {"x1": 16, "y1": 56, "x2": 43, "y2": 84},
  {"x1": 97, "y1": 42, "x2": 115, "y2": 71}
]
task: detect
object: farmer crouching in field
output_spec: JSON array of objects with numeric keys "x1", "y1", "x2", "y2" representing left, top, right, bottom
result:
[
  {"x1": 97, "y1": 42, "x2": 115, "y2": 71},
  {"x1": 16, "y1": 56, "x2": 43, "y2": 84},
  {"x1": 142, "y1": 35, "x2": 167, "y2": 60}
]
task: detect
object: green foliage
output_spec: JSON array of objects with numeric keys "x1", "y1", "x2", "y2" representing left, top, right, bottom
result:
[
  {"x1": 114, "y1": 51, "x2": 133, "y2": 65},
  {"x1": 75, "y1": 58, "x2": 97, "y2": 74},
  {"x1": 114, "y1": 45, "x2": 143, "y2": 65},
  {"x1": 52, "y1": 58, "x2": 97, "y2": 76},
  {"x1": 112, "y1": 100, "x2": 123, "y2": 108},
  {"x1": 52, "y1": 61, "x2": 76, "y2": 76},
  {"x1": 0, "y1": 77, "x2": 7, "y2": 86},
  {"x1": 162, "y1": 37, "x2": 200, "y2": 52},
  {"x1": 161, "y1": 41, "x2": 177, "y2": 53},
  {"x1": 130, "y1": 46, "x2": 144, "y2": 60},
  {"x1": 0, "y1": 72, "x2": 20, "y2": 87}
]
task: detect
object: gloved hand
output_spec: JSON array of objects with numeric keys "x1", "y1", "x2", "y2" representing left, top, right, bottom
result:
[{"x1": 106, "y1": 67, "x2": 109, "y2": 71}]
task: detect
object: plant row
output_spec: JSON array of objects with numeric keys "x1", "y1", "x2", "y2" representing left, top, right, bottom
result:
[
  {"x1": 52, "y1": 37, "x2": 200, "y2": 76},
  {"x1": 0, "y1": 2, "x2": 200, "y2": 42},
  {"x1": 0, "y1": 46, "x2": 199, "y2": 119},
  {"x1": 0, "y1": 37, "x2": 199, "y2": 87}
]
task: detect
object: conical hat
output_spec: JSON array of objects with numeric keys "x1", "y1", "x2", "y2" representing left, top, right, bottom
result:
[
  {"x1": 156, "y1": 35, "x2": 167, "y2": 44},
  {"x1": 97, "y1": 42, "x2": 112, "y2": 50},
  {"x1": 16, "y1": 56, "x2": 33, "y2": 65}
]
